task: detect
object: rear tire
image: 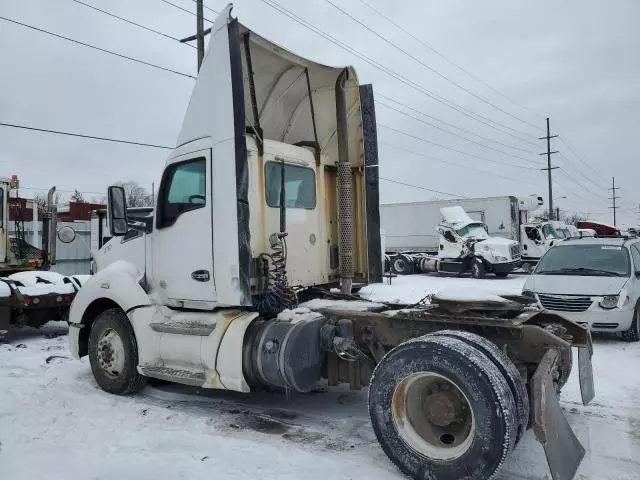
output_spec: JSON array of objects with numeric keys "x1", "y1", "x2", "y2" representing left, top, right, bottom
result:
[
  {"x1": 369, "y1": 335, "x2": 518, "y2": 480},
  {"x1": 88, "y1": 308, "x2": 146, "y2": 395},
  {"x1": 622, "y1": 304, "x2": 640, "y2": 342},
  {"x1": 392, "y1": 255, "x2": 414, "y2": 275},
  {"x1": 431, "y1": 331, "x2": 529, "y2": 444},
  {"x1": 471, "y1": 258, "x2": 486, "y2": 279}
]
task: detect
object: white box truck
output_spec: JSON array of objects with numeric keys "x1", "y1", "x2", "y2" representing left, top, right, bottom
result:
[{"x1": 381, "y1": 196, "x2": 573, "y2": 273}]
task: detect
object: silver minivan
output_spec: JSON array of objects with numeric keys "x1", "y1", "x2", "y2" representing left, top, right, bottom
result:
[{"x1": 522, "y1": 237, "x2": 640, "y2": 341}]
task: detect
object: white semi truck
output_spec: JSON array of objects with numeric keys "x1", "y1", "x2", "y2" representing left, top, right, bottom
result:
[
  {"x1": 381, "y1": 195, "x2": 574, "y2": 273},
  {"x1": 67, "y1": 6, "x2": 594, "y2": 480},
  {"x1": 0, "y1": 176, "x2": 85, "y2": 341}
]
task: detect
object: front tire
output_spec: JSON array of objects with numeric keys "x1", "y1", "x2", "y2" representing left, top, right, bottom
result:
[
  {"x1": 471, "y1": 258, "x2": 486, "y2": 279},
  {"x1": 369, "y1": 335, "x2": 518, "y2": 480},
  {"x1": 88, "y1": 308, "x2": 146, "y2": 394},
  {"x1": 622, "y1": 304, "x2": 640, "y2": 342}
]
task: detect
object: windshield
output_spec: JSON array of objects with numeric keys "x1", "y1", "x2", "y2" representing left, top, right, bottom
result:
[
  {"x1": 541, "y1": 224, "x2": 561, "y2": 239},
  {"x1": 456, "y1": 223, "x2": 489, "y2": 239},
  {"x1": 535, "y1": 244, "x2": 630, "y2": 277}
]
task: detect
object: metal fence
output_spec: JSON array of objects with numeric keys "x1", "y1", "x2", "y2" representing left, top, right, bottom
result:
[{"x1": 11, "y1": 221, "x2": 92, "y2": 275}]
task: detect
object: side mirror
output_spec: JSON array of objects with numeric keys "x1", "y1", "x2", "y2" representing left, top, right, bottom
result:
[
  {"x1": 107, "y1": 186, "x2": 128, "y2": 236},
  {"x1": 635, "y1": 271, "x2": 640, "y2": 279}
]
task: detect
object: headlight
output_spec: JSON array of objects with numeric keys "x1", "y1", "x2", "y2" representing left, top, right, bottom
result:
[
  {"x1": 494, "y1": 255, "x2": 508, "y2": 262},
  {"x1": 599, "y1": 295, "x2": 619, "y2": 309},
  {"x1": 522, "y1": 290, "x2": 537, "y2": 300}
]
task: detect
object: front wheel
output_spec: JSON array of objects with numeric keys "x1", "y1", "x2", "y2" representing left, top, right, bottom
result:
[
  {"x1": 622, "y1": 304, "x2": 640, "y2": 342},
  {"x1": 88, "y1": 308, "x2": 146, "y2": 394},
  {"x1": 471, "y1": 258, "x2": 486, "y2": 279},
  {"x1": 369, "y1": 335, "x2": 518, "y2": 480}
]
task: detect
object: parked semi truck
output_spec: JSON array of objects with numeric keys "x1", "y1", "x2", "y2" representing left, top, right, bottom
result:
[
  {"x1": 385, "y1": 205, "x2": 523, "y2": 278},
  {"x1": 382, "y1": 195, "x2": 575, "y2": 273},
  {"x1": 68, "y1": 6, "x2": 594, "y2": 480},
  {"x1": 0, "y1": 176, "x2": 85, "y2": 342}
]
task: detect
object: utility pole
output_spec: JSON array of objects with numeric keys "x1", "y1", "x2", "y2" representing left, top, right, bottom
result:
[
  {"x1": 539, "y1": 117, "x2": 559, "y2": 220},
  {"x1": 196, "y1": 0, "x2": 205, "y2": 71},
  {"x1": 608, "y1": 177, "x2": 621, "y2": 227}
]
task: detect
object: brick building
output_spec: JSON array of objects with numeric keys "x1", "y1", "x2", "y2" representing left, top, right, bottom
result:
[{"x1": 8, "y1": 199, "x2": 106, "y2": 222}]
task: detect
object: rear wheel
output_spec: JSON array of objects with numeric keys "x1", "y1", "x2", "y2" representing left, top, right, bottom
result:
[
  {"x1": 369, "y1": 335, "x2": 518, "y2": 480},
  {"x1": 622, "y1": 304, "x2": 640, "y2": 342},
  {"x1": 431, "y1": 331, "x2": 529, "y2": 443},
  {"x1": 392, "y1": 255, "x2": 414, "y2": 275},
  {"x1": 88, "y1": 308, "x2": 146, "y2": 394}
]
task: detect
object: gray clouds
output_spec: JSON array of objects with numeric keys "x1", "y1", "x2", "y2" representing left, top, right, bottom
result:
[{"x1": 1, "y1": 0, "x2": 638, "y2": 223}]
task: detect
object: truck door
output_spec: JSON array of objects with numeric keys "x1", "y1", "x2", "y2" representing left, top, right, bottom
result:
[
  {"x1": 439, "y1": 227, "x2": 462, "y2": 259},
  {"x1": 151, "y1": 150, "x2": 215, "y2": 307}
]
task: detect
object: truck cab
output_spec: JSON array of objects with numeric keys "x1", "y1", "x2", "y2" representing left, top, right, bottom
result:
[{"x1": 69, "y1": 4, "x2": 380, "y2": 391}]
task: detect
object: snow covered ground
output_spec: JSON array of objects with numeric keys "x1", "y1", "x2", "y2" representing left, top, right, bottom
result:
[{"x1": 1, "y1": 275, "x2": 639, "y2": 480}]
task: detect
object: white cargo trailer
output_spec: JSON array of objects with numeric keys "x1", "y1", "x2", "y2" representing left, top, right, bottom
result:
[{"x1": 379, "y1": 195, "x2": 569, "y2": 272}]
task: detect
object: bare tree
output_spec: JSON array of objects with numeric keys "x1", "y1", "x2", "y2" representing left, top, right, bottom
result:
[
  {"x1": 70, "y1": 189, "x2": 85, "y2": 203},
  {"x1": 33, "y1": 192, "x2": 62, "y2": 216},
  {"x1": 114, "y1": 181, "x2": 153, "y2": 207}
]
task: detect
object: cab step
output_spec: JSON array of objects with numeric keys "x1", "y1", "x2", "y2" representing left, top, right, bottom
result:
[
  {"x1": 139, "y1": 365, "x2": 206, "y2": 386},
  {"x1": 150, "y1": 321, "x2": 215, "y2": 336}
]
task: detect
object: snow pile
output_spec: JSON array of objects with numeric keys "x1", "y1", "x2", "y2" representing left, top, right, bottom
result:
[
  {"x1": 277, "y1": 307, "x2": 324, "y2": 323},
  {"x1": 300, "y1": 298, "x2": 386, "y2": 312},
  {"x1": 17, "y1": 283, "x2": 76, "y2": 296},
  {"x1": 8, "y1": 271, "x2": 66, "y2": 286},
  {"x1": 432, "y1": 288, "x2": 511, "y2": 304},
  {"x1": 359, "y1": 274, "x2": 526, "y2": 305}
]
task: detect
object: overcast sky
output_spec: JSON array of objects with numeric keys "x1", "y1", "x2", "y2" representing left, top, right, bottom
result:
[{"x1": 1, "y1": 0, "x2": 639, "y2": 225}]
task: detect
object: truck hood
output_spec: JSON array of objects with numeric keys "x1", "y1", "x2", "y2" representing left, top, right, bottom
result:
[
  {"x1": 440, "y1": 206, "x2": 475, "y2": 228},
  {"x1": 524, "y1": 274, "x2": 629, "y2": 296}
]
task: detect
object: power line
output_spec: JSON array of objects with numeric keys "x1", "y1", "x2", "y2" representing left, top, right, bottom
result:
[
  {"x1": 380, "y1": 177, "x2": 468, "y2": 198},
  {"x1": 191, "y1": 0, "x2": 219, "y2": 15},
  {"x1": 159, "y1": 0, "x2": 213, "y2": 22},
  {"x1": 356, "y1": 0, "x2": 543, "y2": 124},
  {"x1": 18, "y1": 186, "x2": 105, "y2": 196},
  {"x1": 377, "y1": 99, "x2": 542, "y2": 164},
  {"x1": 558, "y1": 153, "x2": 607, "y2": 192},
  {"x1": 558, "y1": 136, "x2": 603, "y2": 179},
  {"x1": 380, "y1": 141, "x2": 547, "y2": 188},
  {"x1": 376, "y1": 92, "x2": 540, "y2": 152},
  {"x1": 324, "y1": 0, "x2": 541, "y2": 132},
  {"x1": 378, "y1": 123, "x2": 540, "y2": 170},
  {"x1": 0, "y1": 15, "x2": 195, "y2": 79},
  {"x1": 69, "y1": 0, "x2": 196, "y2": 49},
  {"x1": 258, "y1": 0, "x2": 540, "y2": 143},
  {"x1": 0, "y1": 122, "x2": 173, "y2": 149}
]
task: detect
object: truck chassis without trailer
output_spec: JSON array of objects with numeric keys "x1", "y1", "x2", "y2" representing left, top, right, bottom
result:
[
  {"x1": 70, "y1": 283, "x2": 593, "y2": 480},
  {"x1": 69, "y1": 5, "x2": 595, "y2": 479}
]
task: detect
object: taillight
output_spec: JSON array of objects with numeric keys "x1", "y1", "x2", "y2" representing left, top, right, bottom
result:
[
  {"x1": 23, "y1": 296, "x2": 31, "y2": 306},
  {"x1": 64, "y1": 295, "x2": 72, "y2": 302}
]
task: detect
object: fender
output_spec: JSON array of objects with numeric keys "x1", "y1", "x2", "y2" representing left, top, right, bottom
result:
[{"x1": 69, "y1": 260, "x2": 151, "y2": 326}]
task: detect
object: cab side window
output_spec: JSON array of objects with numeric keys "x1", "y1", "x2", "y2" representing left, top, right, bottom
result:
[
  {"x1": 631, "y1": 245, "x2": 640, "y2": 273},
  {"x1": 157, "y1": 158, "x2": 206, "y2": 229}
]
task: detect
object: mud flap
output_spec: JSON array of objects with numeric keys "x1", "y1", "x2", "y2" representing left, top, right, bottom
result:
[
  {"x1": 532, "y1": 348, "x2": 585, "y2": 480},
  {"x1": 577, "y1": 346, "x2": 595, "y2": 406}
]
